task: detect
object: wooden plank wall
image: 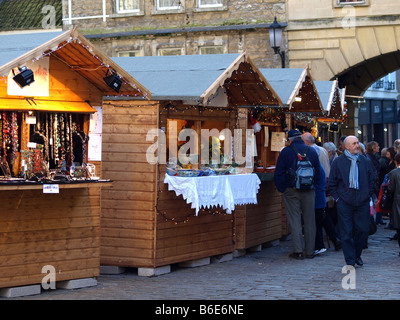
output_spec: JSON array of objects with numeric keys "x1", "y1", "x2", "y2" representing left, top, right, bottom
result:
[
  {"x1": 155, "y1": 105, "x2": 237, "y2": 267},
  {"x1": 235, "y1": 108, "x2": 283, "y2": 249},
  {"x1": 0, "y1": 187, "x2": 100, "y2": 288},
  {"x1": 244, "y1": 182, "x2": 282, "y2": 248},
  {"x1": 101, "y1": 100, "x2": 159, "y2": 268},
  {"x1": 232, "y1": 108, "x2": 248, "y2": 250}
]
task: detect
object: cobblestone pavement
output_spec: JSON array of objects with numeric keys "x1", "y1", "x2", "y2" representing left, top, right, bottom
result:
[{"x1": 9, "y1": 224, "x2": 400, "y2": 300}]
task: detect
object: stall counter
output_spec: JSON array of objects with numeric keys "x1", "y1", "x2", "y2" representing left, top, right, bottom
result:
[{"x1": 0, "y1": 180, "x2": 111, "y2": 289}]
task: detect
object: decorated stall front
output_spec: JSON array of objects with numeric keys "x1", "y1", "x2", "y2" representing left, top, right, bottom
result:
[
  {"x1": 314, "y1": 80, "x2": 346, "y2": 144},
  {"x1": 100, "y1": 52, "x2": 285, "y2": 274},
  {"x1": 257, "y1": 67, "x2": 325, "y2": 236},
  {"x1": 0, "y1": 28, "x2": 149, "y2": 293},
  {"x1": 261, "y1": 66, "x2": 325, "y2": 133}
]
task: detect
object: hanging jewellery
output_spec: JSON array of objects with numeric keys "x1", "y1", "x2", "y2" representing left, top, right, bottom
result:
[
  {"x1": 74, "y1": 128, "x2": 88, "y2": 169},
  {"x1": 49, "y1": 113, "x2": 53, "y2": 161},
  {"x1": 53, "y1": 113, "x2": 59, "y2": 162},
  {"x1": 69, "y1": 114, "x2": 74, "y2": 165}
]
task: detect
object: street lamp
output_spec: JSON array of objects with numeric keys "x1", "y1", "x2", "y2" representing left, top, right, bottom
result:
[{"x1": 269, "y1": 16, "x2": 285, "y2": 68}]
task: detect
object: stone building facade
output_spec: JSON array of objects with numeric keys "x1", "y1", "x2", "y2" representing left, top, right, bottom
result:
[{"x1": 62, "y1": 0, "x2": 287, "y2": 68}]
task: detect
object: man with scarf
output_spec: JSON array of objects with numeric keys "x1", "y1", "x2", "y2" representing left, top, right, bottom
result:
[{"x1": 328, "y1": 136, "x2": 375, "y2": 267}]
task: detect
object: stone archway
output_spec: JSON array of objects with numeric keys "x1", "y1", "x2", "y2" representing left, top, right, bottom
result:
[
  {"x1": 289, "y1": 24, "x2": 400, "y2": 94},
  {"x1": 288, "y1": 22, "x2": 400, "y2": 134},
  {"x1": 337, "y1": 51, "x2": 400, "y2": 96}
]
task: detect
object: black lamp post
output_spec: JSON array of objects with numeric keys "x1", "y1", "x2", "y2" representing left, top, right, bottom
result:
[{"x1": 269, "y1": 16, "x2": 285, "y2": 68}]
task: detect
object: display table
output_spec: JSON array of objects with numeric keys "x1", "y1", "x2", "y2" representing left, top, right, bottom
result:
[
  {"x1": 0, "y1": 179, "x2": 111, "y2": 191},
  {"x1": 164, "y1": 173, "x2": 261, "y2": 215}
]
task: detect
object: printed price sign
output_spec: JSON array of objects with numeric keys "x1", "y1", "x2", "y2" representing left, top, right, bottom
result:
[{"x1": 43, "y1": 184, "x2": 59, "y2": 194}]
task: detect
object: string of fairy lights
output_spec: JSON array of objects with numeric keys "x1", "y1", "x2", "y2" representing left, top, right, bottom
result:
[
  {"x1": 156, "y1": 102, "x2": 237, "y2": 224},
  {"x1": 5, "y1": 35, "x2": 149, "y2": 100},
  {"x1": 103, "y1": 76, "x2": 347, "y2": 225},
  {"x1": 1, "y1": 34, "x2": 346, "y2": 225}
]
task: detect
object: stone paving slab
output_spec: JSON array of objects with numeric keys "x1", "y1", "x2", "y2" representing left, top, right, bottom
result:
[{"x1": 3, "y1": 225, "x2": 400, "y2": 301}]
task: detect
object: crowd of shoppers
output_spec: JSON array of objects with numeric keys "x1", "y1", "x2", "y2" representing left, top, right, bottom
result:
[{"x1": 274, "y1": 131, "x2": 400, "y2": 267}]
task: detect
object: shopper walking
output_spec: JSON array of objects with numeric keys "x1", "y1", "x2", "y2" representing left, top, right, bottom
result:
[
  {"x1": 337, "y1": 135, "x2": 347, "y2": 156},
  {"x1": 274, "y1": 129, "x2": 321, "y2": 259},
  {"x1": 366, "y1": 141, "x2": 382, "y2": 225},
  {"x1": 302, "y1": 132, "x2": 330, "y2": 176},
  {"x1": 388, "y1": 152, "x2": 400, "y2": 255},
  {"x1": 314, "y1": 162, "x2": 328, "y2": 255},
  {"x1": 384, "y1": 147, "x2": 396, "y2": 177},
  {"x1": 323, "y1": 142, "x2": 338, "y2": 167},
  {"x1": 328, "y1": 136, "x2": 375, "y2": 267}
]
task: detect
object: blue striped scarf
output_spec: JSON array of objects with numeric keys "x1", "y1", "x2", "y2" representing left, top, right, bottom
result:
[{"x1": 344, "y1": 149, "x2": 359, "y2": 190}]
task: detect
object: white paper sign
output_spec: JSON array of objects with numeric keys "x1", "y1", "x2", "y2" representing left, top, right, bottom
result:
[
  {"x1": 271, "y1": 132, "x2": 286, "y2": 152},
  {"x1": 43, "y1": 184, "x2": 59, "y2": 194},
  {"x1": 88, "y1": 133, "x2": 102, "y2": 161},
  {"x1": 88, "y1": 106, "x2": 102, "y2": 161},
  {"x1": 89, "y1": 107, "x2": 103, "y2": 134}
]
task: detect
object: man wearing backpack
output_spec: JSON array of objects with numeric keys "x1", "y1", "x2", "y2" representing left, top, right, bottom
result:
[
  {"x1": 328, "y1": 135, "x2": 375, "y2": 267},
  {"x1": 274, "y1": 129, "x2": 322, "y2": 259}
]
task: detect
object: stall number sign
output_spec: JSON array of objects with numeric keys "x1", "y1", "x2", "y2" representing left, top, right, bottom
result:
[{"x1": 43, "y1": 184, "x2": 59, "y2": 194}]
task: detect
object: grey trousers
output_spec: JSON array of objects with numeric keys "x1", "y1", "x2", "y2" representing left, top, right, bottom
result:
[{"x1": 283, "y1": 188, "x2": 316, "y2": 256}]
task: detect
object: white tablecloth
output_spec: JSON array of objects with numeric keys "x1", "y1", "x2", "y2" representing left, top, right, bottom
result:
[{"x1": 164, "y1": 173, "x2": 261, "y2": 215}]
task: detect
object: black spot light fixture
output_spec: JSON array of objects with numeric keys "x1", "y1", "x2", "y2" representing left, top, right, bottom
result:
[
  {"x1": 12, "y1": 66, "x2": 35, "y2": 88},
  {"x1": 103, "y1": 70, "x2": 122, "y2": 93}
]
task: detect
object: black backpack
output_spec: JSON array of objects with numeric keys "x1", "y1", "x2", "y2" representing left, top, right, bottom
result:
[{"x1": 290, "y1": 145, "x2": 315, "y2": 190}]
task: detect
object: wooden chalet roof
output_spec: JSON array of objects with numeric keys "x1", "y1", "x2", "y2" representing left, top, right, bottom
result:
[
  {"x1": 112, "y1": 52, "x2": 282, "y2": 107},
  {"x1": 314, "y1": 80, "x2": 345, "y2": 121},
  {"x1": 260, "y1": 67, "x2": 324, "y2": 115},
  {"x1": 0, "y1": 27, "x2": 151, "y2": 99}
]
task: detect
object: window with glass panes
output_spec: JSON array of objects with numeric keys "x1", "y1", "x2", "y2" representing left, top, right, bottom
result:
[
  {"x1": 118, "y1": 51, "x2": 142, "y2": 57},
  {"x1": 199, "y1": 46, "x2": 224, "y2": 55},
  {"x1": 198, "y1": 0, "x2": 222, "y2": 8},
  {"x1": 157, "y1": 0, "x2": 180, "y2": 10},
  {"x1": 337, "y1": 0, "x2": 365, "y2": 4},
  {"x1": 157, "y1": 48, "x2": 183, "y2": 56},
  {"x1": 116, "y1": 0, "x2": 139, "y2": 13}
]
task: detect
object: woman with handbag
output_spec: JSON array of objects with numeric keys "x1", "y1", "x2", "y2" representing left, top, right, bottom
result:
[{"x1": 387, "y1": 153, "x2": 400, "y2": 255}]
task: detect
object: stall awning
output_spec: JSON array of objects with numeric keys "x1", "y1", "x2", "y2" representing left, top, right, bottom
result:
[{"x1": 0, "y1": 98, "x2": 97, "y2": 113}]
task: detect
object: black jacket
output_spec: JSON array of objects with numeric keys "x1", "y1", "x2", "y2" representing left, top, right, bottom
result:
[
  {"x1": 328, "y1": 153, "x2": 375, "y2": 206},
  {"x1": 274, "y1": 139, "x2": 321, "y2": 193}
]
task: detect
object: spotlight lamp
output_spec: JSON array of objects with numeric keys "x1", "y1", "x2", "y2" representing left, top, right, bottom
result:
[
  {"x1": 12, "y1": 66, "x2": 35, "y2": 88},
  {"x1": 103, "y1": 70, "x2": 122, "y2": 93}
]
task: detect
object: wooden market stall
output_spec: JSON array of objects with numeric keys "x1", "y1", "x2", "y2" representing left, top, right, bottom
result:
[
  {"x1": 261, "y1": 66, "x2": 325, "y2": 131},
  {"x1": 100, "y1": 52, "x2": 286, "y2": 274},
  {"x1": 314, "y1": 80, "x2": 346, "y2": 144},
  {"x1": 0, "y1": 28, "x2": 149, "y2": 292},
  {"x1": 257, "y1": 67, "x2": 325, "y2": 236}
]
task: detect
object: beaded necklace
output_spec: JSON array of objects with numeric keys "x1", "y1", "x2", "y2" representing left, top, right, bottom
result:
[{"x1": 10, "y1": 112, "x2": 18, "y2": 165}]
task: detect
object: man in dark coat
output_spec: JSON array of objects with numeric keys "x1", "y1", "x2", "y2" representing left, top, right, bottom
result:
[
  {"x1": 328, "y1": 135, "x2": 375, "y2": 267},
  {"x1": 274, "y1": 129, "x2": 321, "y2": 259}
]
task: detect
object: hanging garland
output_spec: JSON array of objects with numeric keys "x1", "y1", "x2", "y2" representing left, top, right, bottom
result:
[{"x1": 251, "y1": 107, "x2": 286, "y2": 125}]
